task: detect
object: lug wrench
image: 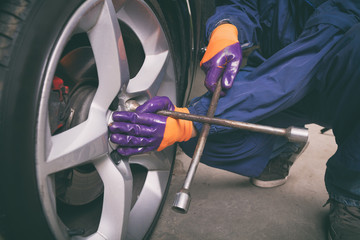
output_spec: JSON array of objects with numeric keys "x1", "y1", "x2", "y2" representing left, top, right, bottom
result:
[
  {"x1": 125, "y1": 86, "x2": 308, "y2": 214},
  {"x1": 126, "y1": 103, "x2": 308, "y2": 144},
  {"x1": 124, "y1": 81, "x2": 222, "y2": 214}
]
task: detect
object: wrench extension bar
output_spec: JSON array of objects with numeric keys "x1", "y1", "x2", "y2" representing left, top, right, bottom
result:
[
  {"x1": 172, "y1": 80, "x2": 223, "y2": 214},
  {"x1": 157, "y1": 110, "x2": 308, "y2": 143}
]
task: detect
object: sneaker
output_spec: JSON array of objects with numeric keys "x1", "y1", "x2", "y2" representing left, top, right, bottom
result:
[
  {"x1": 328, "y1": 199, "x2": 360, "y2": 240},
  {"x1": 250, "y1": 141, "x2": 309, "y2": 188}
]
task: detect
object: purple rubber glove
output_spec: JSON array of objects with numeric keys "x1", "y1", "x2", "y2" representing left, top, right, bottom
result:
[
  {"x1": 136, "y1": 96, "x2": 175, "y2": 113},
  {"x1": 109, "y1": 97, "x2": 193, "y2": 156},
  {"x1": 200, "y1": 24, "x2": 242, "y2": 95}
]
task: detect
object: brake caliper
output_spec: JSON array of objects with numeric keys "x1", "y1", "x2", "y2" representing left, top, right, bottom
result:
[
  {"x1": 49, "y1": 76, "x2": 69, "y2": 134},
  {"x1": 52, "y1": 76, "x2": 69, "y2": 101}
]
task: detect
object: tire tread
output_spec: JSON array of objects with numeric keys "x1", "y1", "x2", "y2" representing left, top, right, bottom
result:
[
  {"x1": 0, "y1": 1, "x2": 33, "y2": 239},
  {"x1": 0, "y1": 0, "x2": 32, "y2": 67}
]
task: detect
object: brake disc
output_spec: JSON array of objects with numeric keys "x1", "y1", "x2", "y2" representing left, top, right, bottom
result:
[{"x1": 54, "y1": 80, "x2": 104, "y2": 206}]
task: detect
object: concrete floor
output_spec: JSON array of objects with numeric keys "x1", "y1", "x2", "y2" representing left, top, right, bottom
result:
[{"x1": 150, "y1": 124, "x2": 337, "y2": 240}]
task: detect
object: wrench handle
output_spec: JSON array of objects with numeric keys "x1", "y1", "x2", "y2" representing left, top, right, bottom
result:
[
  {"x1": 183, "y1": 80, "x2": 222, "y2": 189},
  {"x1": 172, "y1": 80, "x2": 222, "y2": 213}
]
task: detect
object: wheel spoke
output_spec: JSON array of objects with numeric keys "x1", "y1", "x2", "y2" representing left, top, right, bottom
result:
[
  {"x1": 126, "y1": 51, "x2": 169, "y2": 99},
  {"x1": 87, "y1": 0, "x2": 129, "y2": 112},
  {"x1": 125, "y1": 147, "x2": 173, "y2": 239},
  {"x1": 86, "y1": 155, "x2": 132, "y2": 240},
  {"x1": 129, "y1": 146, "x2": 174, "y2": 171},
  {"x1": 116, "y1": 0, "x2": 168, "y2": 55},
  {"x1": 126, "y1": 170, "x2": 169, "y2": 239},
  {"x1": 42, "y1": 116, "x2": 108, "y2": 175},
  {"x1": 112, "y1": 0, "x2": 128, "y2": 12},
  {"x1": 116, "y1": 0, "x2": 170, "y2": 99}
]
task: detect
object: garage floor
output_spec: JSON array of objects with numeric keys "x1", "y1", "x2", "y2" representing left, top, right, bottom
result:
[{"x1": 150, "y1": 124, "x2": 336, "y2": 240}]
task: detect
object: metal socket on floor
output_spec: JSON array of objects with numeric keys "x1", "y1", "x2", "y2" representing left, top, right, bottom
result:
[{"x1": 172, "y1": 189, "x2": 191, "y2": 214}]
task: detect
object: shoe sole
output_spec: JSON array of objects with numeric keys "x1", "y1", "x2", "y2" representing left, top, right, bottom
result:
[
  {"x1": 250, "y1": 141, "x2": 310, "y2": 188},
  {"x1": 250, "y1": 176, "x2": 288, "y2": 188}
]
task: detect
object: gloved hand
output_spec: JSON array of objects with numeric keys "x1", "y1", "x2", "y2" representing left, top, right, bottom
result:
[
  {"x1": 109, "y1": 96, "x2": 193, "y2": 156},
  {"x1": 200, "y1": 23, "x2": 242, "y2": 95}
]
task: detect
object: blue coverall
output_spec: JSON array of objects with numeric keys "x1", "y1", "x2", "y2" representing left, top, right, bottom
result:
[{"x1": 180, "y1": 0, "x2": 360, "y2": 207}]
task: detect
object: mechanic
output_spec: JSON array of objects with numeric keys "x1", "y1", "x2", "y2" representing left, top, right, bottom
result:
[{"x1": 109, "y1": 1, "x2": 360, "y2": 239}]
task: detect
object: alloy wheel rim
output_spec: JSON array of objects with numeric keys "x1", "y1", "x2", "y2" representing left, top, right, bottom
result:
[{"x1": 35, "y1": 0, "x2": 177, "y2": 239}]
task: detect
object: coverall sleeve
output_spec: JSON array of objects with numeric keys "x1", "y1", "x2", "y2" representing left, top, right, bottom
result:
[
  {"x1": 205, "y1": 0, "x2": 261, "y2": 45},
  {"x1": 189, "y1": 1, "x2": 359, "y2": 135}
]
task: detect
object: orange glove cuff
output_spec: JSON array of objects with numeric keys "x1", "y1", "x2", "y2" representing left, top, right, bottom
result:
[
  {"x1": 157, "y1": 107, "x2": 193, "y2": 151},
  {"x1": 200, "y1": 24, "x2": 239, "y2": 66}
]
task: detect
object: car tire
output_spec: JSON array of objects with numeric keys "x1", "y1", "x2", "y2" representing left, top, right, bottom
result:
[{"x1": 0, "y1": 0, "x2": 187, "y2": 239}]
